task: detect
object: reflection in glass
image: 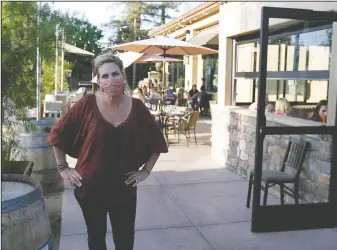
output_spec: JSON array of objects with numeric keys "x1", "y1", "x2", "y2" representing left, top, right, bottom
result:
[
  {"x1": 285, "y1": 80, "x2": 305, "y2": 102},
  {"x1": 235, "y1": 25, "x2": 332, "y2": 106},
  {"x1": 306, "y1": 80, "x2": 328, "y2": 103},
  {"x1": 256, "y1": 35, "x2": 296, "y2": 72},
  {"x1": 237, "y1": 28, "x2": 332, "y2": 73},
  {"x1": 256, "y1": 134, "x2": 331, "y2": 204},
  {"x1": 236, "y1": 43, "x2": 255, "y2": 72},
  {"x1": 203, "y1": 55, "x2": 218, "y2": 91},
  {"x1": 255, "y1": 80, "x2": 284, "y2": 102},
  {"x1": 168, "y1": 62, "x2": 185, "y2": 88},
  {"x1": 236, "y1": 79, "x2": 254, "y2": 102},
  {"x1": 298, "y1": 28, "x2": 332, "y2": 70}
]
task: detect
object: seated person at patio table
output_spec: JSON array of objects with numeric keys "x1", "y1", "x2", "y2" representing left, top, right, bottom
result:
[
  {"x1": 149, "y1": 87, "x2": 162, "y2": 110},
  {"x1": 310, "y1": 99, "x2": 328, "y2": 123},
  {"x1": 150, "y1": 87, "x2": 161, "y2": 100},
  {"x1": 189, "y1": 85, "x2": 200, "y2": 111},
  {"x1": 249, "y1": 93, "x2": 275, "y2": 113},
  {"x1": 198, "y1": 86, "x2": 211, "y2": 115},
  {"x1": 188, "y1": 85, "x2": 199, "y2": 101},
  {"x1": 164, "y1": 87, "x2": 176, "y2": 105},
  {"x1": 274, "y1": 98, "x2": 292, "y2": 116},
  {"x1": 47, "y1": 52, "x2": 168, "y2": 250}
]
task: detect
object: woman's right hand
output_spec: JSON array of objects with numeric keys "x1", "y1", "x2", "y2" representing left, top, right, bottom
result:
[{"x1": 60, "y1": 167, "x2": 82, "y2": 188}]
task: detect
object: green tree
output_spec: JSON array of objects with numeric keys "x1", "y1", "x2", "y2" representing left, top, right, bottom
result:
[
  {"x1": 2, "y1": 2, "x2": 60, "y2": 121},
  {"x1": 59, "y1": 15, "x2": 104, "y2": 54},
  {"x1": 104, "y1": 2, "x2": 181, "y2": 89},
  {"x1": 40, "y1": 56, "x2": 75, "y2": 100},
  {"x1": 146, "y1": 2, "x2": 181, "y2": 25},
  {"x1": 2, "y1": 2, "x2": 61, "y2": 161},
  {"x1": 105, "y1": 2, "x2": 150, "y2": 46},
  {"x1": 105, "y1": 2, "x2": 181, "y2": 46}
]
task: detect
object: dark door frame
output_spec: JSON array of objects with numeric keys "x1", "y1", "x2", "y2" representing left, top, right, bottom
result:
[{"x1": 252, "y1": 7, "x2": 337, "y2": 233}]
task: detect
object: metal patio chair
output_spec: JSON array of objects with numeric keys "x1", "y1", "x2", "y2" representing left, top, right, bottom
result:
[
  {"x1": 246, "y1": 137, "x2": 310, "y2": 207},
  {"x1": 167, "y1": 111, "x2": 199, "y2": 147}
]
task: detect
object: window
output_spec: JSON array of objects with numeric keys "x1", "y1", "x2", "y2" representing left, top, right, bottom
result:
[
  {"x1": 256, "y1": 35, "x2": 296, "y2": 71},
  {"x1": 168, "y1": 62, "x2": 185, "y2": 88},
  {"x1": 203, "y1": 55, "x2": 218, "y2": 91},
  {"x1": 236, "y1": 43, "x2": 256, "y2": 72},
  {"x1": 298, "y1": 29, "x2": 331, "y2": 70},
  {"x1": 236, "y1": 79, "x2": 254, "y2": 103},
  {"x1": 284, "y1": 80, "x2": 305, "y2": 102},
  {"x1": 254, "y1": 80, "x2": 284, "y2": 102},
  {"x1": 233, "y1": 23, "x2": 332, "y2": 104},
  {"x1": 306, "y1": 80, "x2": 328, "y2": 103}
]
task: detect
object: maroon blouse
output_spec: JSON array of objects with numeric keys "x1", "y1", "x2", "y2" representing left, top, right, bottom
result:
[{"x1": 47, "y1": 95, "x2": 168, "y2": 203}]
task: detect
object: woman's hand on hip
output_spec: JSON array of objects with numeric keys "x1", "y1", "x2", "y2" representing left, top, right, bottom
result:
[
  {"x1": 60, "y1": 167, "x2": 82, "y2": 188},
  {"x1": 125, "y1": 169, "x2": 149, "y2": 187}
]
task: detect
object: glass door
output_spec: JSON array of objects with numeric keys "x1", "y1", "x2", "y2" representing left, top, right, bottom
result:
[{"x1": 252, "y1": 7, "x2": 337, "y2": 232}]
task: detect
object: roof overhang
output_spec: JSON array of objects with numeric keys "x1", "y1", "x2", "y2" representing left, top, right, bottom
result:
[
  {"x1": 148, "y1": 2, "x2": 223, "y2": 37},
  {"x1": 63, "y1": 43, "x2": 95, "y2": 57},
  {"x1": 187, "y1": 26, "x2": 219, "y2": 46}
]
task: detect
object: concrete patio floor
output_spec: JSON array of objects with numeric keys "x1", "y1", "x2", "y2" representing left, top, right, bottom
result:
[{"x1": 58, "y1": 118, "x2": 337, "y2": 250}]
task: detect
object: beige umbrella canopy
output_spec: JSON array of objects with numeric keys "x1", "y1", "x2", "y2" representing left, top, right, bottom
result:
[
  {"x1": 111, "y1": 36, "x2": 217, "y2": 89},
  {"x1": 138, "y1": 54, "x2": 182, "y2": 63},
  {"x1": 111, "y1": 35, "x2": 217, "y2": 56},
  {"x1": 117, "y1": 52, "x2": 182, "y2": 68},
  {"x1": 91, "y1": 53, "x2": 182, "y2": 83}
]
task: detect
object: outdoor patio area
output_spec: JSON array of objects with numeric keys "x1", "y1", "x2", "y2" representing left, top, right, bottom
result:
[{"x1": 54, "y1": 118, "x2": 337, "y2": 250}]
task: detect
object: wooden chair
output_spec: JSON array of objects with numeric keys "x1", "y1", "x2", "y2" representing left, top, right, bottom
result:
[{"x1": 246, "y1": 137, "x2": 310, "y2": 208}]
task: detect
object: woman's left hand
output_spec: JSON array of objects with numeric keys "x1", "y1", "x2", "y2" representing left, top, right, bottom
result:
[{"x1": 125, "y1": 169, "x2": 150, "y2": 187}]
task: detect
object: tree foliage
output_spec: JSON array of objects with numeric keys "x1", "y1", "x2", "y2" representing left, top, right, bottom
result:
[
  {"x1": 146, "y1": 2, "x2": 181, "y2": 25},
  {"x1": 2, "y1": 2, "x2": 60, "y2": 119},
  {"x1": 1, "y1": 2, "x2": 104, "y2": 122},
  {"x1": 105, "y1": 2, "x2": 181, "y2": 46},
  {"x1": 103, "y1": 2, "x2": 181, "y2": 89},
  {"x1": 60, "y1": 15, "x2": 104, "y2": 54},
  {"x1": 40, "y1": 56, "x2": 75, "y2": 101}
]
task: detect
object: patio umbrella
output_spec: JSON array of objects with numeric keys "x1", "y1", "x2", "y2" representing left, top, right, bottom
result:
[
  {"x1": 116, "y1": 52, "x2": 182, "y2": 68},
  {"x1": 111, "y1": 35, "x2": 217, "y2": 89},
  {"x1": 137, "y1": 54, "x2": 182, "y2": 63},
  {"x1": 91, "y1": 53, "x2": 182, "y2": 82},
  {"x1": 111, "y1": 35, "x2": 217, "y2": 56}
]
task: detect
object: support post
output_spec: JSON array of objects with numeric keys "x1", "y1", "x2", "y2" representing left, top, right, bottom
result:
[
  {"x1": 54, "y1": 24, "x2": 59, "y2": 95},
  {"x1": 36, "y1": 2, "x2": 41, "y2": 121},
  {"x1": 327, "y1": 23, "x2": 337, "y2": 126},
  {"x1": 60, "y1": 28, "x2": 64, "y2": 93}
]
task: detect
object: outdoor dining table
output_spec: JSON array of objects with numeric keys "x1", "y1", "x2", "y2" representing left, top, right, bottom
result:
[{"x1": 150, "y1": 109, "x2": 190, "y2": 146}]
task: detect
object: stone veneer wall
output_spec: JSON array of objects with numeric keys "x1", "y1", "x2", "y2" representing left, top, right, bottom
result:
[{"x1": 211, "y1": 105, "x2": 331, "y2": 204}]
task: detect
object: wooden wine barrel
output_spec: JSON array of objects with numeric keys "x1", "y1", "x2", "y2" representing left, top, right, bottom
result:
[
  {"x1": 19, "y1": 119, "x2": 62, "y2": 191},
  {"x1": 1, "y1": 174, "x2": 53, "y2": 250}
]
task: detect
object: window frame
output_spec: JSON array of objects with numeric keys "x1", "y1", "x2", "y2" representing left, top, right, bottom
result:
[{"x1": 233, "y1": 22, "x2": 332, "y2": 105}]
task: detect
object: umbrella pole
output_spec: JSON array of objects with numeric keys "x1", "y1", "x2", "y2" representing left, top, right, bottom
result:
[
  {"x1": 160, "y1": 50, "x2": 166, "y2": 109},
  {"x1": 162, "y1": 61, "x2": 166, "y2": 91}
]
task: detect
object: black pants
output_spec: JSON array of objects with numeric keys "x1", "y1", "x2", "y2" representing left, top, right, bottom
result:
[{"x1": 76, "y1": 196, "x2": 137, "y2": 250}]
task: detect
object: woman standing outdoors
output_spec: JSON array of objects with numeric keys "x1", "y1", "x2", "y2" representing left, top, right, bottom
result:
[{"x1": 47, "y1": 52, "x2": 168, "y2": 250}]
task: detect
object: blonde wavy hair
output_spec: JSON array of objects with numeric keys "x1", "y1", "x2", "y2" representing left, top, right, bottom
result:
[
  {"x1": 93, "y1": 51, "x2": 131, "y2": 96},
  {"x1": 275, "y1": 98, "x2": 292, "y2": 115}
]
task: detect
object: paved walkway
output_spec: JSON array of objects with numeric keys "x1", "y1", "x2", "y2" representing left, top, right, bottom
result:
[{"x1": 58, "y1": 118, "x2": 337, "y2": 250}]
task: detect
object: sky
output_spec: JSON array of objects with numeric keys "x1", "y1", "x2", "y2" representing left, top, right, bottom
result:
[{"x1": 51, "y1": 2, "x2": 204, "y2": 46}]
